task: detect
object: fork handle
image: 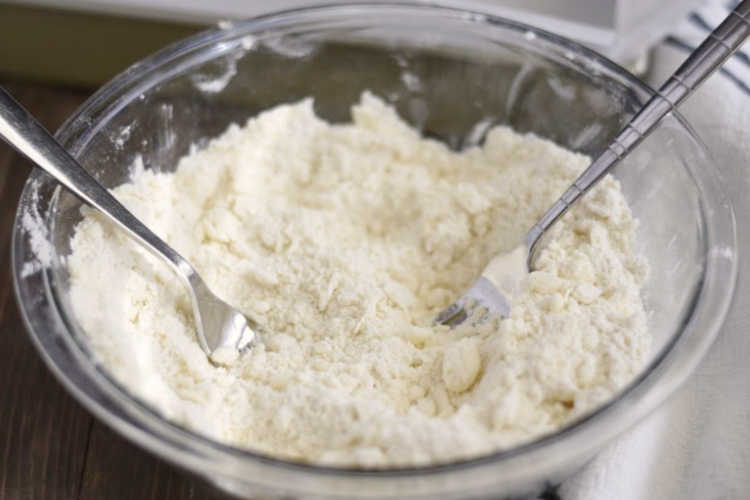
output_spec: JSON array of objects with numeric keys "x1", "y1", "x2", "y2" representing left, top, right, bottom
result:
[
  {"x1": 525, "y1": 0, "x2": 750, "y2": 261},
  {"x1": 0, "y1": 87, "x2": 199, "y2": 285}
]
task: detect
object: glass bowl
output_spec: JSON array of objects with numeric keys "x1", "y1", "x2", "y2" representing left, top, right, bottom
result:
[{"x1": 11, "y1": 3, "x2": 738, "y2": 499}]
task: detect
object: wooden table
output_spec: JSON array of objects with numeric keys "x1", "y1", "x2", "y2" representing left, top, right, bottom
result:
[{"x1": 0, "y1": 81, "x2": 230, "y2": 500}]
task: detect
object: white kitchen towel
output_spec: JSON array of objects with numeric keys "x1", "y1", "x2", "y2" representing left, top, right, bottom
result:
[{"x1": 561, "y1": 2, "x2": 750, "y2": 499}]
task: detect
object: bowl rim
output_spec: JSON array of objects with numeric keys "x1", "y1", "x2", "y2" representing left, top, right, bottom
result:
[{"x1": 11, "y1": 0, "x2": 739, "y2": 488}]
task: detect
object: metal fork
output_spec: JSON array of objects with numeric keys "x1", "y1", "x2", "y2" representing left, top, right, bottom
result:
[
  {"x1": 437, "y1": 0, "x2": 750, "y2": 326},
  {"x1": 0, "y1": 88, "x2": 259, "y2": 363}
]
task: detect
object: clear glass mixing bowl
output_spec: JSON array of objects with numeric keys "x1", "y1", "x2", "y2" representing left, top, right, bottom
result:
[{"x1": 11, "y1": 3, "x2": 738, "y2": 499}]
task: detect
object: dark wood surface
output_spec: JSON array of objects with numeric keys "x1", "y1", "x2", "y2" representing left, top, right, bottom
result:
[{"x1": 0, "y1": 81, "x2": 231, "y2": 500}]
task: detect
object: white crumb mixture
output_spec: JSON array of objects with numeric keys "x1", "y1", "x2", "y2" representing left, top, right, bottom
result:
[{"x1": 67, "y1": 92, "x2": 649, "y2": 467}]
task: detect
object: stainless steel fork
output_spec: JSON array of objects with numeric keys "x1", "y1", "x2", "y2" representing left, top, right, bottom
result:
[
  {"x1": 437, "y1": 0, "x2": 750, "y2": 326},
  {"x1": 0, "y1": 88, "x2": 259, "y2": 363}
]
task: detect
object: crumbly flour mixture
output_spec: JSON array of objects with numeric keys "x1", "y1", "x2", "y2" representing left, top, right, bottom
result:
[{"x1": 68, "y1": 92, "x2": 649, "y2": 467}]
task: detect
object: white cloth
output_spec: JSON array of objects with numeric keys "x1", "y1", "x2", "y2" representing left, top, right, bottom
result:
[{"x1": 561, "y1": 3, "x2": 750, "y2": 499}]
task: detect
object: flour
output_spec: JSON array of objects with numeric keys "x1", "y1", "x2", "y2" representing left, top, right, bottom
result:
[
  {"x1": 67, "y1": 92, "x2": 649, "y2": 467},
  {"x1": 20, "y1": 180, "x2": 55, "y2": 278}
]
